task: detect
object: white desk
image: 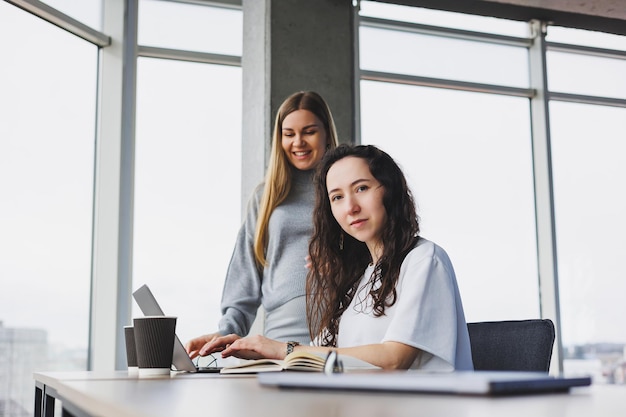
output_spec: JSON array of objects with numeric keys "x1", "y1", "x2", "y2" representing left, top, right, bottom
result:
[{"x1": 34, "y1": 371, "x2": 626, "y2": 417}]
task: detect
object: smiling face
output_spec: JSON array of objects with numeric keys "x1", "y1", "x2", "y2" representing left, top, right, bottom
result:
[
  {"x1": 281, "y1": 109, "x2": 328, "y2": 171},
  {"x1": 326, "y1": 156, "x2": 388, "y2": 261}
]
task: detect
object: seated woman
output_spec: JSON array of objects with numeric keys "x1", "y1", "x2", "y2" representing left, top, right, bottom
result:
[{"x1": 198, "y1": 144, "x2": 474, "y2": 371}]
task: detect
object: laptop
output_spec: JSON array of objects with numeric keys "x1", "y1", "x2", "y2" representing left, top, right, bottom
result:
[
  {"x1": 258, "y1": 370, "x2": 592, "y2": 396},
  {"x1": 132, "y1": 284, "x2": 222, "y2": 373}
]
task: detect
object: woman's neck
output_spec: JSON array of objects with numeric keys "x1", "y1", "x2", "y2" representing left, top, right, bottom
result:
[{"x1": 367, "y1": 240, "x2": 384, "y2": 265}]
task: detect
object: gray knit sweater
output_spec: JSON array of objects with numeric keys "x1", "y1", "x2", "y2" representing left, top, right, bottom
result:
[{"x1": 217, "y1": 168, "x2": 315, "y2": 343}]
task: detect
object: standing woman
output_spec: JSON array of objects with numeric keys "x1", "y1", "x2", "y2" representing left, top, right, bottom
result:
[
  {"x1": 186, "y1": 91, "x2": 339, "y2": 359},
  {"x1": 209, "y1": 144, "x2": 473, "y2": 371}
]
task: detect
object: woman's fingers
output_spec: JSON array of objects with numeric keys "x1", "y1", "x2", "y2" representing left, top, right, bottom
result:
[
  {"x1": 220, "y1": 335, "x2": 284, "y2": 360},
  {"x1": 199, "y1": 334, "x2": 241, "y2": 356}
]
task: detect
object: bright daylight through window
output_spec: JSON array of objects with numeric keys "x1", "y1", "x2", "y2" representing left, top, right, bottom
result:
[
  {"x1": 1, "y1": 1, "x2": 625, "y2": 416},
  {"x1": 358, "y1": 0, "x2": 626, "y2": 384}
]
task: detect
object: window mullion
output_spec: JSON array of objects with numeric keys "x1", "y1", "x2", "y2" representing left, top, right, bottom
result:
[{"x1": 528, "y1": 19, "x2": 563, "y2": 375}]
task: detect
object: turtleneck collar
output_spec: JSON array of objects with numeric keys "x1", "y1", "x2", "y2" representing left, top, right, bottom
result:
[{"x1": 290, "y1": 165, "x2": 316, "y2": 186}]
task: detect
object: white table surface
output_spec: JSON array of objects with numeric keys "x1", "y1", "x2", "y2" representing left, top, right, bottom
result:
[{"x1": 34, "y1": 371, "x2": 626, "y2": 417}]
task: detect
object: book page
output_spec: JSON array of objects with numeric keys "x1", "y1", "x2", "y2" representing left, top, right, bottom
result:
[
  {"x1": 284, "y1": 351, "x2": 381, "y2": 372},
  {"x1": 284, "y1": 351, "x2": 326, "y2": 371},
  {"x1": 220, "y1": 351, "x2": 381, "y2": 374},
  {"x1": 221, "y1": 352, "x2": 326, "y2": 374},
  {"x1": 220, "y1": 358, "x2": 285, "y2": 374}
]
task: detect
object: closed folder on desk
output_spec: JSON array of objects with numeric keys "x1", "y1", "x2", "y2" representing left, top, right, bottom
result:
[{"x1": 258, "y1": 370, "x2": 592, "y2": 396}]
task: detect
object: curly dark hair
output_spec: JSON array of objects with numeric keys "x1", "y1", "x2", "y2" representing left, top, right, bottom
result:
[{"x1": 306, "y1": 144, "x2": 420, "y2": 346}]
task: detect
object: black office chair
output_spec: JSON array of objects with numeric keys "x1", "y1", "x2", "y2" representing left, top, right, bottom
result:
[{"x1": 467, "y1": 319, "x2": 555, "y2": 372}]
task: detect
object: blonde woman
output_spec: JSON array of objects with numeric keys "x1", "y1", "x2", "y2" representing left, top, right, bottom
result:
[{"x1": 186, "y1": 91, "x2": 339, "y2": 360}]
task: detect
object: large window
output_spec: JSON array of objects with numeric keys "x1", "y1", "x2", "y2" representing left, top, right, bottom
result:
[
  {"x1": 360, "y1": 82, "x2": 539, "y2": 321},
  {"x1": 1, "y1": 1, "x2": 243, "y2": 415},
  {"x1": 547, "y1": 26, "x2": 626, "y2": 383},
  {"x1": 551, "y1": 102, "x2": 626, "y2": 382},
  {"x1": 132, "y1": 0, "x2": 243, "y2": 348},
  {"x1": 0, "y1": 2, "x2": 98, "y2": 415},
  {"x1": 138, "y1": 0, "x2": 242, "y2": 55},
  {"x1": 133, "y1": 58, "x2": 242, "y2": 344},
  {"x1": 359, "y1": 1, "x2": 539, "y2": 322},
  {"x1": 358, "y1": 1, "x2": 626, "y2": 382}
]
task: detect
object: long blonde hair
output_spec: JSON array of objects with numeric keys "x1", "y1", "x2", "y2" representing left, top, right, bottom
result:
[{"x1": 253, "y1": 91, "x2": 339, "y2": 267}]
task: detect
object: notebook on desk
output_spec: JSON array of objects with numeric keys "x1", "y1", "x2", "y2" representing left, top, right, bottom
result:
[
  {"x1": 258, "y1": 370, "x2": 592, "y2": 396},
  {"x1": 133, "y1": 284, "x2": 222, "y2": 373}
]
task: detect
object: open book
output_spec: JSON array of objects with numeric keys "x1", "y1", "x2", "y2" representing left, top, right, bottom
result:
[{"x1": 220, "y1": 351, "x2": 380, "y2": 374}]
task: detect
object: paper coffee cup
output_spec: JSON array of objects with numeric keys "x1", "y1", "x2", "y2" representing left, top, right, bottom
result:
[
  {"x1": 133, "y1": 316, "x2": 177, "y2": 378},
  {"x1": 124, "y1": 325, "x2": 139, "y2": 376}
]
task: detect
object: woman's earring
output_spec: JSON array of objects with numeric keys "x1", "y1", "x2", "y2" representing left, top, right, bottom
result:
[{"x1": 339, "y1": 233, "x2": 344, "y2": 251}]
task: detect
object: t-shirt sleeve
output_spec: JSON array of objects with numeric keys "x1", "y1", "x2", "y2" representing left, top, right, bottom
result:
[{"x1": 381, "y1": 245, "x2": 461, "y2": 370}]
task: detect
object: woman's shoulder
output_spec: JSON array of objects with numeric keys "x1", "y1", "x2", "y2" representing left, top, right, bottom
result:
[
  {"x1": 404, "y1": 237, "x2": 452, "y2": 266},
  {"x1": 241, "y1": 182, "x2": 266, "y2": 220},
  {"x1": 252, "y1": 182, "x2": 266, "y2": 197},
  {"x1": 400, "y1": 238, "x2": 457, "y2": 284},
  {"x1": 248, "y1": 182, "x2": 266, "y2": 203}
]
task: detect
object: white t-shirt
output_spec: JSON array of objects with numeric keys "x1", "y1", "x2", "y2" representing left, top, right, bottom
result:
[{"x1": 337, "y1": 238, "x2": 474, "y2": 371}]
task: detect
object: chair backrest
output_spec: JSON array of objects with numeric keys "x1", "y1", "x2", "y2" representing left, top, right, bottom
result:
[{"x1": 467, "y1": 319, "x2": 555, "y2": 372}]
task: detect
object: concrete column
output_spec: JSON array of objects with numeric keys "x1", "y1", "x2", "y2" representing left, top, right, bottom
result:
[
  {"x1": 241, "y1": 0, "x2": 357, "y2": 335},
  {"x1": 241, "y1": 0, "x2": 357, "y2": 206}
]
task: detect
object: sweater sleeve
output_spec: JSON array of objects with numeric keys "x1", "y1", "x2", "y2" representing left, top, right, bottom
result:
[{"x1": 217, "y1": 185, "x2": 264, "y2": 336}]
